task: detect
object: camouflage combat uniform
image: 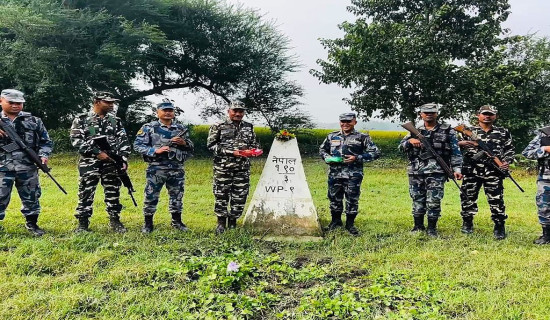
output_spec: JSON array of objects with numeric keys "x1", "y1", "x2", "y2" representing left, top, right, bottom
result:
[
  {"x1": 459, "y1": 126, "x2": 514, "y2": 222},
  {"x1": 0, "y1": 111, "x2": 52, "y2": 220},
  {"x1": 70, "y1": 111, "x2": 131, "y2": 219},
  {"x1": 319, "y1": 130, "x2": 380, "y2": 217},
  {"x1": 399, "y1": 123, "x2": 462, "y2": 218},
  {"x1": 522, "y1": 128, "x2": 550, "y2": 226},
  {"x1": 133, "y1": 120, "x2": 193, "y2": 217},
  {"x1": 206, "y1": 119, "x2": 260, "y2": 218}
]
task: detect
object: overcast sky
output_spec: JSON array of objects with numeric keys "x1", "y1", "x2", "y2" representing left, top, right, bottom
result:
[{"x1": 167, "y1": 0, "x2": 550, "y2": 124}]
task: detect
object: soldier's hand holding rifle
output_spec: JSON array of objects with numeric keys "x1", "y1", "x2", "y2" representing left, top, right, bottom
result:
[
  {"x1": 458, "y1": 140, "x2": 478, "y2": 148},
  {"x1": 97, "y1": 151, "x2": 112, "y2": 161},
  {"x1": 170, "y1": 136, "x2": 187, "y2": 146},
  {"x1": 155, "y1": 146, "x2": 170, "y2": 154},
  {"x1": 408, "y1": 138, "x2": 422, "y2": 148}
]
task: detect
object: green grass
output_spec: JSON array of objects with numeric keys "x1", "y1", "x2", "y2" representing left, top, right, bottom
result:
[{"x1": 0, "y1": 154, "x2": 548, "y2": 319}]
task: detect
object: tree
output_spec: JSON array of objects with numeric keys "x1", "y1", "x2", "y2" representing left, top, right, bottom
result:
[
  {"x1": 0, "y1": 0, "x2": 309, "y2": 131},
  {"x1": 464, "y1": 36, "x2": 550, "y2": 148},
  {"x1": 312, "y1": 0, "x2": 510, "y2": 121}
]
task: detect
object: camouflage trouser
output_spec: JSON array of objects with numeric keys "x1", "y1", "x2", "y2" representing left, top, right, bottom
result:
[
  {"x1": 460, "y1": 174, "x2": 506, "y2": 221},
  {"x1": 536, "y1": 179, "x2": 550, "y2": 225},
  {"x1": 213, "y1": 169, "x2": 250, "y2": 218},
  {"x1": 0, "y1": 170, "x2": 41, "y2": 220},
  {"x1": 408, "y1": 173, "x2": 446, "y2": 218},
  {"x1": 75, "y1": 167, "x2": 122, "y2": 218},
  {"x1": 327, "y1": 175, "x2": 363, "y2": 216},
  {"x1": 143, "y1": 168, "x2": 185, "y2": 216}
]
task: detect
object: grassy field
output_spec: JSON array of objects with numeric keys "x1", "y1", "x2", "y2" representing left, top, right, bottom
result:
[{"x1": 0, "y1": 154, "x2": 548, "y2": 319}]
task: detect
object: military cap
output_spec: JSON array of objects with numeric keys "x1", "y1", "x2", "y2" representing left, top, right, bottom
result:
[
  {"x1": 94, "y1": 91, "x2": 120, "y2": 102},
  {"x1": 339, "y1": 112, "x2": 356, "y2": 121},
  {"x1": 229, "y1": 101, "x2": 247, "y2": 110},
  {"x1": 157, "y1": 101, "x2": 175, "y2": 110},
  {"x1": 478, "y1": 105, "x2": 497, "y2": 115},
  {"x1": 419, "y1": 103, "x2": 440, "y2": 113},
  {"x1": 0, "y1": 89, "x2": 25, "y2": 103}
]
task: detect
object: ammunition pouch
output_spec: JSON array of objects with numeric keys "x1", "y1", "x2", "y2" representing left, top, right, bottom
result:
[
  {"x1": 1, "y1": 142, "x2": 19, "y2": 153},
  {"x1": 472, "y1": 151, "x2": 489, "y2": 162},
  {"x1": 418, "y1": 151, "x2": 433, "y2": 161}
]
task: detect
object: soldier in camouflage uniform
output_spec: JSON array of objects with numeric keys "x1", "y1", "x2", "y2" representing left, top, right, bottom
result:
[
  {"x1": 206, "y1": 101, "x2": 261, "y2": 234},
  {"x1": 319, "y1": 112, "x2": 380, "y2": 236},
  {"x1": 133, "y1": 100, "x2": 194, "y2": 233},
  {"x1": 458, "y1": 105, "x2": 514, "y2": 240},
  {"x1": 522, "y1": 126, "x2": 550, "y2": 244},
  {"x1": 399, "y1": 103, "x2": 463, "y2": 236},
  {"x1": 0, "y1": 89, "x2": 53, "y2": 236},
  {"x1": 70, "y1": 91, "x2": 131, "y2": 233}
]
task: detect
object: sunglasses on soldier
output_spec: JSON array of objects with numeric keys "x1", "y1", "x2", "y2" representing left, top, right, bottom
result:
[{"x1": 340, "y1": 120, "x2": 352, "y2": 123}]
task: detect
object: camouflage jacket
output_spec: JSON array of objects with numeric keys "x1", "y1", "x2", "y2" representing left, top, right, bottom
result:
[
  {"x1": 70, "y1": 111, "x2": 131, "y2": 169},
  {"x1": 399, "y1": 122, "x2": 462, "y2": 175},
  {"x1": 522, "y1": 128, "x2": 550, "y2": 180},
  {"x1": 133, "y1": 120, "x2": 194, "y2": 170},
  {"x1": 458, "y1": 125, "x2": 514, "y2": 175},
  {"x1": 319, "y1": 129, "x2": 380, "y2": 178},
  {"x1": 206, "y1": 119, "x2": 260, "y2": 171},
  {"x1": 0, "y1": 111, "x2": 53, "y2": 172}
]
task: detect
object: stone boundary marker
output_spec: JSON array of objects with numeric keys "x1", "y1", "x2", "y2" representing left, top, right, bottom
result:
[{"x1": 243, "y1": 138, "x2": 323, "y2": 241}]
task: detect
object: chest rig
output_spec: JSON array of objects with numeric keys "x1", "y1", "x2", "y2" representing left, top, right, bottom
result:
[{"x1": 408, "y1": 123, "x2": 452, "y2": 165}]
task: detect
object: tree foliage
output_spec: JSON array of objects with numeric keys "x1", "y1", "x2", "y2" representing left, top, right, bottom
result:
[
  {"x1": 313, "y1": 0, "x2": 511, "y2": 121},
  {"x1": 0, "y1": 0, "x2": 309, "y2": 131},
  {"x1": 464, "y1": 36, "x2": 550, "y2": 147}
]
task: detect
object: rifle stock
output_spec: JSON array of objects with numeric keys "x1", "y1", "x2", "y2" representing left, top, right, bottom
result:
[
  {"x1": 401, "y1": 122, "x2": 464, "y2": 195},
  {"x1": 454, "y1": 124, "x2": 524, "y2": 192}
]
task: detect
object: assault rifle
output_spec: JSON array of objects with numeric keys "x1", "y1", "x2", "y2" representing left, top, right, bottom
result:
[
  {"x1": 168, "y1": 127, "x2": 189, "y2": 146},
  {"x1": 92, "y1": 136, "x2": 138, "y2": 206},
  {"x1": 166, "y1": 127, "x2": 189, "y2": 161},
  {"x1": 401, "y1": 122, "x2": 464, "y2": 195},
  {"x1": 454, "y1": 124, "x2": 524, "y2": 192},
  {"x1": 0, "y1": 119, "x2": 67, "y2": 194}
]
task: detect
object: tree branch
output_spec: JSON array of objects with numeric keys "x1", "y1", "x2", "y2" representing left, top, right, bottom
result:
[{"x1": 123, "y1": 80, "x2": 230, "y2": 105}]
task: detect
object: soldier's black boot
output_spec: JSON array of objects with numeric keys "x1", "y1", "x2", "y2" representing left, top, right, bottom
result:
[
  {"x1": 25, "y1": 215, "x2": 45, "y2": 237},
  {"x1": 426, "y1": 218, "x2": 438, "y2": 237},
  {"x1": 74, "y1": 216, "x2": 90, "y2": 233},
  {"x1": 215, "y1": 216, "x2": 227, "y2": 235},
  {"x1": 411, "y1": 215, "x2": 425, "y2": 232},
  {"x1": 171, "y1": 213, "x2": 190, "y2": 232},
  {"x1": 534, "y1": 225, "x2": 550, "y2": 245},
  {"x1": 345, "y1": 214, "x2": 360, "y2": 237},
  {"x1": 142, "y1": 215, "x2": 154, "y2": 234},
  {"x1": 227, "y1": 217, "x2": 237, "y2": 229},
  {"x1": 109, "y1": 216, "x2": 127, "y2": 233},
  {"x1": 325, "y1": 212, "x2": 343, "y2": 231},
  {"x1": 461, "y1": 216, "x2": 474, "y2": 234},
  {"x1": 493, "y1": 220, "x2": 506, "y2": 240}
]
